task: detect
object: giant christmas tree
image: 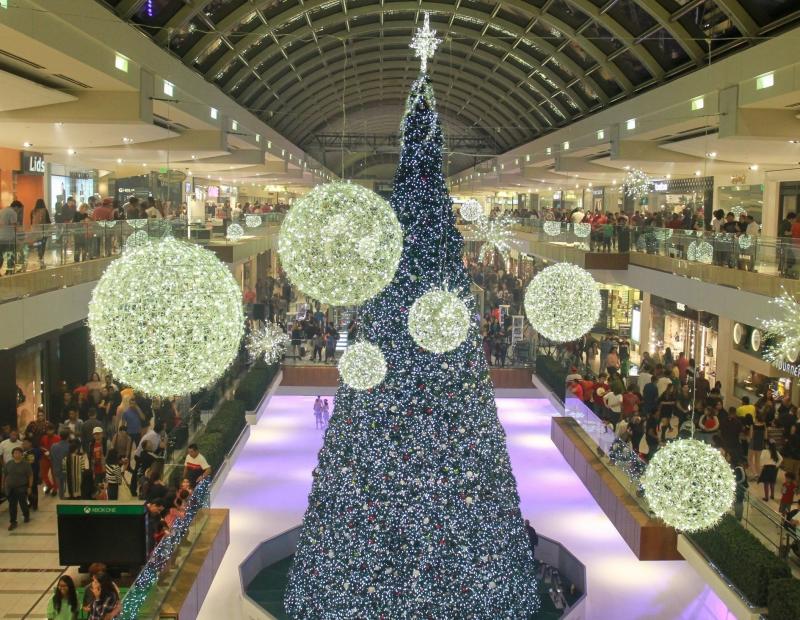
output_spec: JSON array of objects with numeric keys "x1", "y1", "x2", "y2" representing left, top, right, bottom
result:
[{"x1": 284, "y1": 16, "x2": 539, "y2": 619}]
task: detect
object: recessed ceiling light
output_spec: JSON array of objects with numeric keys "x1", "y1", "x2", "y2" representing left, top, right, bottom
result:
[
  {"x1": 22, "y1": 142, "x2": 32, "y2": 148},
  {"x1": 694, "y1": 170, "x2": 702, "y2": 176},
  {"x1": 54, "y1": 122, "x2": 63, "y2": 128},
  {"x1": 749, "y1": 164, "x2": 759, "y2": 171},
  {"x1": 191, "y1": 154, "x2": 197, "y2": 159},
  {"x1": 67, "y1": 149, "x2": 76, "y2": 155},
  {"x1": 666, "y1": 174, "x2": 672, "y2": 179},
  {"x1": 706, "y1": 151, "x2": 717, "y2": 158},
  {"x1": 117, "y1": 158, "x2": 123, "y2": 164},
  {"x1": 122, "y1": 137, "x2": 134, "y2": 144},
  {"x1": 142, "y1": 163, "x2": 147, "y2": 167}
]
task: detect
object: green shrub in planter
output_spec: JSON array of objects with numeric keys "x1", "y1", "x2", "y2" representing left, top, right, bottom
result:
[
  {"x1": 195, "y1": 431, "x2": 226, "y2": 473},
  {"x1": 690, "y1": 514, "x2": 791, "y2": 606},
  {"x1": 235, "y1": 362, "x2": 279, "y2": 410},
  {"x1": 205, "y1": 399, "x2": 247, "y2": 447},
  {"x1": 535, "y1": 355, "x2": 567, "y2": 402},
  {"x1": 768, "y1": 578, "x2": 800, "y2": 620}
]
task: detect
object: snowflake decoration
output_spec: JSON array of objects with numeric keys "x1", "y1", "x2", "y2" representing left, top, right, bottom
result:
[
  {"x1": 622, "y1": 168, "x2": 651, "y2": 200},
  {"x1": 761, "y1": 288, "x2": 800, "y2": 365},
  {"x1": 246, "y1": 322, "x2": 290, "y2": 364},
  {"x1": 468, "y1": 214, "x2": 520, "y2": 263},
  {"x1": 410, "y1": 12, "x2": 440, "y2": 73},
  {"x1": 227, "y1": 223, "x2": 244, "y2": 241}
]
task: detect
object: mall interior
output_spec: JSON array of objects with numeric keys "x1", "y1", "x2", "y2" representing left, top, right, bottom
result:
[{"x1": 3, "y1": 1, "x2": 800, "y2": 619}]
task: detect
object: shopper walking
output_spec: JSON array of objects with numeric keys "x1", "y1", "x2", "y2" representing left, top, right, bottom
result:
[
  {"x1": 4, "y1": 447, "x2": 32, "y2": 530},
  {"x1": 30, "y1": 199, "x2": 51, "y2": 269}
]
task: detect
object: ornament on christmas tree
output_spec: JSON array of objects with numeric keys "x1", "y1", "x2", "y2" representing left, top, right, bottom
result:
[
  {"x1": 524, "y1": 263, "x2": 600, "y2": 342},
  {"x1": 245, "y1": 214, "x2": 262, "y2": 228},
  {"x1": 88, "y1": 237, "x2": 243, "y2": 396},
  {"x1": 460, "y1": 199, "x2": 482, "y2": 222},
  {"x1": 642, "y1": 438, "x2": 735, "y2": 532},
  {"x1": 338, "y1": 341, "x2": 387, "y2": 390},
  {"x1": 408, "y1": 289, "x2": 470, "y2": 353},
  {"x1": 622, "y1": 168, "x2": 651, "y2": 199},
  {"x1": 278, "y1": 182, "x2": 403, "y2": 306},
  {"x1": 246, "y1": 322, "x2": 290, "y2": 364},
  {"x1": 226, "y1": 223, "x2": 244, "y2": 241}
]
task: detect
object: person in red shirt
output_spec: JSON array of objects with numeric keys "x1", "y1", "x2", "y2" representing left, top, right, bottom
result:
[
  {"x1": 676, "y1": 352, "x2": 689, "y2": 383},
  {"x1": 780, "y1": 472, "x2": 797, "y2": 514},
  {"x1": 621, "y1": 385, "x2": 642, "y2": 418},
  {"x1": 568, "y1": 380, "x2": 584, "y2": 402},
  {"x1": 592, "y1": 373, "x2": 609, "y2": 413},
  {"x1": 38, "y1": 423, "x2": 60, "y2": 496}
]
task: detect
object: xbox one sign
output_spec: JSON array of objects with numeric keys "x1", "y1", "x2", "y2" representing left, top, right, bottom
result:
[{"x1": 21, "y1": 152, "x2": 45, "y2": 175}]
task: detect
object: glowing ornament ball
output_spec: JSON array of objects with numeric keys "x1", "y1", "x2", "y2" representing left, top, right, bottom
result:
[
  {"x1": 460, "y1": 199, "x2": 483, "y2": 222},
  {"x1": 524, "y1": 263, "x2": 601, "y2": 342},
  {"x1": 278, "y1": 182, "x2": 403, "y2": 306},
  {"x1": 88, "y1": 237, "x2": 244, "y2": 397},
  {"x1": 338, "y1": 341, "x2": 387, "y2": 390},
  {"x1": 245, "y1": 214, "x2": 262, "y2": 228},
  {"x1": 247, "y1": 322, "x2": 290, "y2": 364},
  {"x1": 226, "y1": 223, "x2": 244, "y2": 241},
  {"x1": 642, "y1": 438, "x2": 735, "y2": 532},
  {"x1": 408, "y1": 289, "x2": 470, "y2": 353}
]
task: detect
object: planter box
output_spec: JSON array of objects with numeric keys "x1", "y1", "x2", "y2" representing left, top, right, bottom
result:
[{"x1": 677, "y1": 534, "x2": 766, "y2": 620}]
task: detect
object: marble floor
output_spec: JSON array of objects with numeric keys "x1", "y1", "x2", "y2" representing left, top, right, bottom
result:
[{"x1": 198, "y1": 393, "x2": 734, "y2": 620}]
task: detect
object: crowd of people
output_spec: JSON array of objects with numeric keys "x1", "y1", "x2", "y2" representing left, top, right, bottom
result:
[{"x1": 566, "y1": 341, "x2": 800, "y2": 530}]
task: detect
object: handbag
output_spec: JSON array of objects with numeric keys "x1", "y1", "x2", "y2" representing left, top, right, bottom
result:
[{"x1": 638, "y1": 434, "x2": 649, "y2": 455}]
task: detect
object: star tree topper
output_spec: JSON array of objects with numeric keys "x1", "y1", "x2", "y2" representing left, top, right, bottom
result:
[{"x1": 410, "y1": 12, "x2": 441, "y2": 74}]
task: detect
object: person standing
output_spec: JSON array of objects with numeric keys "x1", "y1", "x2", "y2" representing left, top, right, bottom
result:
[
  {"x1": 46, "y1": 575, "x2": 78, "y2": 620},
  {"x1": 758, "y1": 441, "x2": 782, "y2": 502},
  {"x1": 49, "y1": 431, "x2": 70, "y2": 499},
  {"x1": 39, "y1": 423, "x2": 59, "y2": 495},
  {"x1": 88, "y1": 427, "x2": 106, "y2": 491},
  {"x1": 104, "y1": 449, "x2": 123, "y2": 501},
  {"x1": 84, "y1": 572, "x2": 119, "y2": 620},
  {"x1": 183, "y1": 444, "x2": 212, "y2": 488},
  {"x1": 313, "y1": 396, "x2": 323, "y2": 429},
  {"x1": 30, "y1": 199, "x2": 51, "y2": 269},
  {"x1": 524, "y1": 519, "x2": 538, "y2": 559},
  {"x1": 322, "y1": 399, "x2": 331, "y2": 427},
  {"x1": 64, "y1": 440, "x2": 88, "y2": 500},
  {"x1": 4, "y1": 447, "x2": 32, "y2": 530},
  {"x1": 22, "y1": 437, "x2": 40, "y2": 512},
  {"x1": 0, "y1": 200, "x2": 18, "y2": 275}
]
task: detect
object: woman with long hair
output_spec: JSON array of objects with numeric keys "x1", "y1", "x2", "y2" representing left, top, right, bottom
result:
[
  {"x1": 749, "y1": 407, "x2": 768, "y2": 478},
  {"x1": 758, "y1": 440, "x2": 783, "y2": 502},
  {"x1": 84, "y1": 571, "x2": 118, "y2": 620},
  {"x1": 30, "y1": 198, "x2": 51, "y2": 268},
  {"x1": 47, "y1": 575, "x2": 78, "y2": 620}
]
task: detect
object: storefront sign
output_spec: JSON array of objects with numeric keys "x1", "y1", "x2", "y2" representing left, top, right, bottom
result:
[
  {"x1": 20, "y1": 151, "x2": 45, "y2": 175},
  {"x1": 653, "y1": 182, "x2": 668, "y2": 191},
  {"x1": 773, "y1": 360, "x2": 800, "y2": 377}
]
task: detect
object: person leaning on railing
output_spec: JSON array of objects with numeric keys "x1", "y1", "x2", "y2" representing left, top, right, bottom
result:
[{"x1": 0, "y1": 201, "x2": 18, "y2": 275}]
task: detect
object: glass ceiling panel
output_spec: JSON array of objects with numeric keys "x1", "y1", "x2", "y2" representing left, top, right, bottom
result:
[
  {"x1": 641, "y1": 28, "x2": 691, "y2": 71},
  {"x1": 606, "y1": 0, "x2": 659, "y2": 37},
  {"x1": 738, "y1": 0, "x2": 800, "y2": 28}
]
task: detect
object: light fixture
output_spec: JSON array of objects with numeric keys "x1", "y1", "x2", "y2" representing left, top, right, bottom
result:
[
  {"x1": 114, "y1": 54, "x2": 129, "y2": 73},
  {"x1": 545, "y1": 147, "x2": 552, "y2": 155},
  {"x1": 597, "y1": 129, "x2": 605, "y2": 140},
  {"x1": 210, "y1": 107, "x2": 218, "y2": 119},
  {"x1": 612, "y1": 179, "x2": 617, "y2": 185},
  {"x1": 191, "y1": 154, "x2": 196, "y2": 159},
  {"x1": 666, "y1": 174, "x2": 672, "y2": 179},
  {"x1": 256, "y1": 133, "x2": 261, "y2": 143},
  {"x1": 116, "y1": 158, "x2": 123, "y2": 164},
  {"x1": 691, "y1": 96, "x2": 704, "y2": 111},
  {"x1": 142, "y1": 163, "x2": 148, "y2": 168},
  {"x1": 22, "y1": 142, "x2": 32, "y2": 148},
  {"x1": 706, "y1": 151, "x2": 717, "y2": 158},
  {"x1": 749, "y1": 164, "x2": 759, "y2": 171},
  {"x1": 562, "y1": 141, "x2": 570, "y2": 151},
  {"x1": 54, "y1": 122, "x2": 63, "y2": 127},
  {"x1": 163, "y1": 80, "x2": 174, "y2": 96},
  {"x1": 626, "y1": 118, "x2": 636, "y2": 130},
  {"x1": 67, "y1": 148, "x2": 76, "y2": 156},
  {"x1": 756, "y1": 72, "x2": 774, "y2": 90},
  {"x1": 231, "y1": 120, "x2": 238, "y2": 131},
  {"x1": 694, "y1": 170, "x2": 702, "y2": 176},
  {"x1": 122, "y1": 137, "x2": 134, "y2": 144}
]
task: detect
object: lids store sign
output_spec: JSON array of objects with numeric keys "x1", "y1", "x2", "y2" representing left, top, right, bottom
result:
[{"x1": 20, "y1": 152, "x2": 45, "y2": 175}]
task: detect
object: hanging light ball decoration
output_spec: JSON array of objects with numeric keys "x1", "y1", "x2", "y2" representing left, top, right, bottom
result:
[
  {"x1": 524, "y1": 263, "x2": 601, "y2": 342},
  {"x1": 98, "y1": 220, "x2": 117, "y2": 229},
  {"x1": 543, "y1": 221, "x2": 563, "y2": 236},
  {"x1": 738, "y1": 234, "x2": 753, "y2": 250},
  {"x1": 127, "y1": 219, "x2": 148, "y2": 230},
  {"x1": 125, "y1": 230, "x2": 151, "y2": 250},
  {"x1": 460, "y1": 199, "x2": 483, "y2": 222},
  {"x1": 246, "y1": 322, "x2": 290, "y2": 365},
  {"x1": 761, "y1": 288, "x2": 800, "y2": 365},
  {"x1": 245, "y1": 215, "x2": 262, "y2": 228},
  {"x1": 688, "y1": 240, "x2": 714, "y2": 264},
  {"x1": 226, "y1": 223, "x2": 244, "y2": 241},
  {"x1": 408, "y1": 289, "x2": 471, "y2": 353},
  {"x1": 573, "y1": 223, "x2": 591, "y2": 238},
  {"x1": 278, "y1": 182, "x2": 403, "y2": 306},
  {"x1": 731, "y1": 205, "x2": 747, "y2": 219},
  {"x1": 338, "y1": 341, "x2": 387, "y2": 390},
  {"x1": 642, "y1": 438, "x2": 735, "y2": 532},
  {"x1": 622, "y1": 168, "x2": 651, "y2": 200},
  {"x1": 88, "y1": 237, "x2": 244, "y2": 397}
]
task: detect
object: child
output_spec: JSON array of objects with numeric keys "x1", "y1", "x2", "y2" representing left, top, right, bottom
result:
[{"x1": 779, "y1": 472, "x2": 797, "y2": 515}]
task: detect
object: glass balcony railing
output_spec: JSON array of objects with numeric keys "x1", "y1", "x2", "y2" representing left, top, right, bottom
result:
[{"x1": 0, "y1": 214, "x2": 285, "y2": 303}]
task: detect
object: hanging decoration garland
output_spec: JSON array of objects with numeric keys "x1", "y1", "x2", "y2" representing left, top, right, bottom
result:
[
  {"x1": 408, "y1": 289, "x2": 471, "y2": 353},
  {"x1": 338, "y1": 341, "x2": 388, "y2": 390},
  {"x1": 468, "y1": 214, "x2": 520, "y2": 263},
  {"x1": 761, "y1": 288, "x2": 800, "y2": 365},
  {"x1": 246, "y1": 322, "x2": 290, "y2": 365},
  {"x1": 524, "y1": 263, "x2": 601, "y2": 342},
  {"x1": 460, "y1": 199, "x2": 483, "y2": 222},
  {"x1": 543, "y1": 221, "x2": 563, "y2": 236},
  {"x1": 245, "y1": 215, "x2": 262, "y2": 228},
  {"x1": 687, "y1": 240, "x2": 714, "y2": 263},
  {"x1": 642, "y1": 439, "x2": 735, "y2": 532},
  {"x1": 622, "y1": 169, "x2": 651, "y2": 200},
  {"x1": 88, "y1": 237, "x2": 244, "y2": 396},
  {"x1": 226, "y1": 223, "x2": 244, "y2": 241},
  {"x1": 278, "y1": 182, "x2": 403, "y2": 306}
]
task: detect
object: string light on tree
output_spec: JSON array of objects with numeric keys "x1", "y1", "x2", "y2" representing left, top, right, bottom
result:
[
  {"x1": 622, "y1": 168, "x2": 651, "y2": 199},
  {"x1": 468, "y1": 214, "x2": 519, "y2": 264},
  {"x1": 278, "y1": 182, "x2": 403, "y2": 306},
  {"x1": 246, "y1": 322, "x2": 290, "y2": 365},
  {"x1": 408, "y1": 288, "x2": 471, "y2": 353},
  {"x1": 761, "y1": 288, "x2": 800, "y2": 365},
  {"x1": 338, "y1": 341, "x2": 387, "y2": 390},
  {"x1": 410, "y1": 12, "x2": 441, "y2": 74},
  {"x1": 460, "y1": 199, "x2": 483, "y2": 222},
  {"x1": 642, "y1": 439, "x2": 735, "y2": 532},
  {"x1": 524, "y1": 263, "x2": 601, "y2": 342},
  {"x1": 88, "y1": 237, "x2": 243, "y2": 397}
]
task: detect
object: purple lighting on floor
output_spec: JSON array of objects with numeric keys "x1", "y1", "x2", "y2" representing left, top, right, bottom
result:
[{"x1": 198, "y1": 395, "x2": 734, "y2": 620}]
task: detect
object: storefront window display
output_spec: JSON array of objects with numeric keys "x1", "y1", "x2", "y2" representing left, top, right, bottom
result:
[
  {"x1": 647, "y1": 176, "x2": 714, "y2": 220},
  {"x1": 732, "y1": 363, "x2": 789, "y2": 402},
  {"x1": 597, "y1": 284, "x2": 639, "y2": 333},
  {"x1": 648, "y1": 295, "x2": 718, "y2": 380},
  {"x1": 49, "y1": 169, "x2": 95, "y2": 215},
  {"x1": 15, "y1": 342, "x2": 45, "y2": 429},
  {"x1": 718, "y1": 184, "x2": 763, "y2": 223}
]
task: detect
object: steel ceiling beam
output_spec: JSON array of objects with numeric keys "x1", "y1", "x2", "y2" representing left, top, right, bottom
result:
[
  {"x1": 713, "y1": 0, "x2": 759, "y2": 37},
  {"x1": 305, "y1": 132, "x2": 496, "y2": 154}
]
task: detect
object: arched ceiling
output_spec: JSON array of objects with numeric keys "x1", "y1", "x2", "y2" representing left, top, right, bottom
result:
[{"x1": 99, "y1": 0, "x2": 800, "y2": 179}]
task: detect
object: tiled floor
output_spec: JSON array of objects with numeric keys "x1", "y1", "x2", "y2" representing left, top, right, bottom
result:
[{"x1": 199, "y1": 394, "x2": 734, "y2": 620}]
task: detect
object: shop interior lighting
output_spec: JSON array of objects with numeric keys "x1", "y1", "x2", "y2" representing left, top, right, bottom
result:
[
  {"x1": 691, "y1": 97, "x2": 704, "y2": 111},
  {"x1": 756, "y1": 72, "x2": 774, "y2": 90},
  {"x1": 626, "y1": 118, "x2": 637, "y2": 130},
  {"x1": 22, "y1": 142, "x2": 32, "y2": 148},
  {"x1": 114, "y1": 54, "x2": 128, "y2": 73},
  {"x1": 597, "y1": 129, "x2": 605, "y2": 140},
  {"x1": 210, "y1": 107, "x2": 218, "y2": 119},
  {"x1": 163, "y1": 80, "x2": 174, "y2": 96}
]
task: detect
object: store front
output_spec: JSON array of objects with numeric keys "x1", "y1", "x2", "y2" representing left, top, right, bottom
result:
[
  {"x1": 730, "y1": 321, "x2": 796, "y2": 402},
  {"x1": 48, "y1": 164, "x2": 97, "y2": 214},
  {"x1": 718, "y1": 183, "x2": 763, "y2": 223},
  {"x1": 648, "y1": 295, "x2": 718, "y2": 381},
  {"x1": 0, "y1": 149, "x2": 46, "y2": 225},
  {"x1": 597, "y1": 284, "x2": 640, "y2": 334},
  {"x1": 646, "y1": 176, "x2": 714, "y2": 220}
]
